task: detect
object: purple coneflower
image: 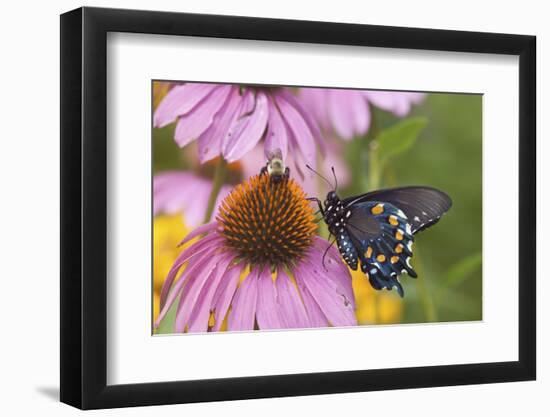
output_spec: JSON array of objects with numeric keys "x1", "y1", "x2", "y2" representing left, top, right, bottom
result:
[
  {"x1": 155, "y1": 173, "x2": 356, "y2": 333},
  {"x1": 154, "y1": 83, "x2": 324, "y2": 169},
  {"x1": 299, "y1": 88, "x2": 425, "y2": 140},
  {"x1": 154, "y1": 171, "x2": 232, "y2": 228}
]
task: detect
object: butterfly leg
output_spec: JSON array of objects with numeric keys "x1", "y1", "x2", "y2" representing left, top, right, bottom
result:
[
  {"x1": 306, "y1": 197, "x2": 324, "y2": 216},
  {"x1": 321, "y1": 235, "x2": 336, "y2": 272}
]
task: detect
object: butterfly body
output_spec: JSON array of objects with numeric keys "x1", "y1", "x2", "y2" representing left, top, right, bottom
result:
[
  {"x1": 318, "y1": 186, "x2": 452, "y2": 297},
  {"x1": 323, "y1": 192, "x2": 359, "y2": 270}
]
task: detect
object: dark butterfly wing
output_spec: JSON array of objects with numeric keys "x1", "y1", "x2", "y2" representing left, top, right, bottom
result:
[
  {"x1": 345, "y1": 200, "x2": 417, "y2": 297},
  {"x1": 343, "y1": 186, "x2": 452, "y2": 234}
]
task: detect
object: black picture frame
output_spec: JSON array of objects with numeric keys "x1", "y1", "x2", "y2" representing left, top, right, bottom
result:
[{"x1": 60, "y1": 6, "x2": 536, "y2": 410}]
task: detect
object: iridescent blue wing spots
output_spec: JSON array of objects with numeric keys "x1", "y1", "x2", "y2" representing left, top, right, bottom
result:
[
  {"x1": 347, "y1": 201, "x2": 416, "y2": 297},
  {"x1": 343, "y1": 186, "x2": 452, "y2": 234}
]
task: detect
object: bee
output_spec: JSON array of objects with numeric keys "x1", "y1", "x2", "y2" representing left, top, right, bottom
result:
[{"x1": 260, "y1": 149, "x2": 289, "y2": 182}]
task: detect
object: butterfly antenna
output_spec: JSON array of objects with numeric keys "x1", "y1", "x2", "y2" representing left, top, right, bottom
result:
[
  {"x1": 331, "y1": 166, "x2": 338, "y2": 191},
  {"x1": 305, "y1": 164, "x2": 335, "y2": 190}
]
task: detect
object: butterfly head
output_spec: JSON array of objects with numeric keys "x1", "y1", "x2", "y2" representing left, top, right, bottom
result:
[{"x1": 326, "y1": 190, "x2": 338, "y2": 203}]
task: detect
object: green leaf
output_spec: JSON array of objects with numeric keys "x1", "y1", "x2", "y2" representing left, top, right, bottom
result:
[
  {"x1": 444, "y1": 252, "x2": 482, "y2": 288},
  {"x1": 375, "y1": 117, "x2": 428, "y2": 169},
  {"x1": 154, "y1": 299, "x2": 178, "y2": 335}
]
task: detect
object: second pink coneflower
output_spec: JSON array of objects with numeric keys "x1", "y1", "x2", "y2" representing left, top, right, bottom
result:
[
  {"x1": 154, "y1": 83, "x2": 324, "y2": 170},
  {"x1": 299, "y1": 88, "x2": 425, "y2": 140}
]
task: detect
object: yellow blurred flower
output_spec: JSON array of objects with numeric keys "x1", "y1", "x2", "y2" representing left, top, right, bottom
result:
[
  {"x1": 153, "y1": 81, "x2": 172, "y2": 109},
  {"x1": 153, "y1": 214, "x2": 190, "y2": 320},
  {"x1": 352, "y1": 269, "x2": 403, "y2": 324}
]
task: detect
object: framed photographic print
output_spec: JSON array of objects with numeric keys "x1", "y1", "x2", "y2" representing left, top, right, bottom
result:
[{"x1": 60, "y1": 6, "x2": 536, "y2": 409}]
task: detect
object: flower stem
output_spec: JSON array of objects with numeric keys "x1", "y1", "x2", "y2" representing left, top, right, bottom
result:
[
  {"x1": 412, "y1": 246, "x2": 438, "y2": 322},
  {"x1": 368, "y1": 141, "x2": 381, "y2": 190},
  {"x1": 367, "y1": 137, "x2": 381, "y2": 324},
  {"x1": 203, "y1": 158, "x2": 228, "y2": 224}
]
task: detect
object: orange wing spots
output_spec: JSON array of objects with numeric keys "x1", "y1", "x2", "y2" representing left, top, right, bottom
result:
[
  {"x1": 376, "y1": 254, "x2": 386, "y2": 263},
  {"x1": 395, "y1": 244, "x2": 404, "y2": 254},
  {"x1": 365, "y1": 246, "x2": 373, "y2": 258},
  {"x1": 388, "y1": 215, "x2": 399, "y2": 226},
  {"x1": 395, "y1": 230, "x2": 404, "y2": 241},
  {"x1": 390, "y1": 256, "x2": 399, "y2": 264},
  {"x1": 371, "y1": 203, "x2": 384, "y2": 215}
]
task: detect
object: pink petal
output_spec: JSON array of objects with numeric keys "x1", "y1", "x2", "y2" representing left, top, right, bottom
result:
[
  {"x1": 181, "y1": 185, "x2": 213, "y2": 227},
  {"x1": 156, "y1": 251, "x2": 212, "y2": 327},
  {"x1": 154, "y1": 83, "x2": 218, "y2": 128},
  {"x1": 212, "y1": 263, "x2": 243, "y2": 331},
  {"x1": 407, "y1": 92, "x2": 426, "y2": 104},
  {"x1": 187, "y1": 254, "x2": 234, "y2": 332},
  {"x1": 158, "y1": 233, "x2": 223, "y2": 312},
  {"x1": 255, "y1": 268, "x2": 284, "y2": 329},
  {"x1": 223, "y1": 92, "x2": 269, "y2": 162},
  {"x1": 327, "y1": 89, "x2": 370, "y2": 139},
  {"x1": 228, "y1": 267, "x2": 260, "y2": 331},
  {"x1": 213, "y1": 185, "x2": 232, "y2": 220},
  {"x1": 176, "y1": 221, "x2": 219, "y2": 247},
  {"x1": 198, "y1": 88, "x2": 242, "y2": 163},
  {"x1": 364, "y1": 91, "x2": 425, "y2": 117},
  {"x1": 264, "y1": 97, "x2": 289, "y2": 160},
  {"x1": 239, "y1": 144, "x2": 269, "y2": 180},
  {"x1": 221, "y1": 90, "x2": 255, "y2": 151},
  {"x1": 275, "y1": 269, "x2": 310, "y2": 328},
  {"x1": 277, "y1": 89, "x2": 326, "y2": 156},
  {"x1": 174, "y1": 85, "x2": 232, "y2": 148},
  {"x1": 174, "y1": 254, "x2": 220, "y2": 332},
  {"x1": 294, "y1": 258, "x2": 356, "y2": 327},
  {"x1": 154, "y1": 172, "x2": 230, "y2": 228},
  {"x1": 153, "y1": 173, "x2": 199, "y2": 215},
  {"x1": 364, "y1": 91, "x2": 406, "y2": 116},
  {"x1": 294, "y1": 274, "x2": 328, "y2": 328},
  {"x1": 275, "y1": 94, "x2": 316, "y2": 168},
  {"x1": 298, "y1": 88, "x2": 329, "y2": 130},
  {"x1": 312, "y1": 237, "x2": 355, "y2": 307}
]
